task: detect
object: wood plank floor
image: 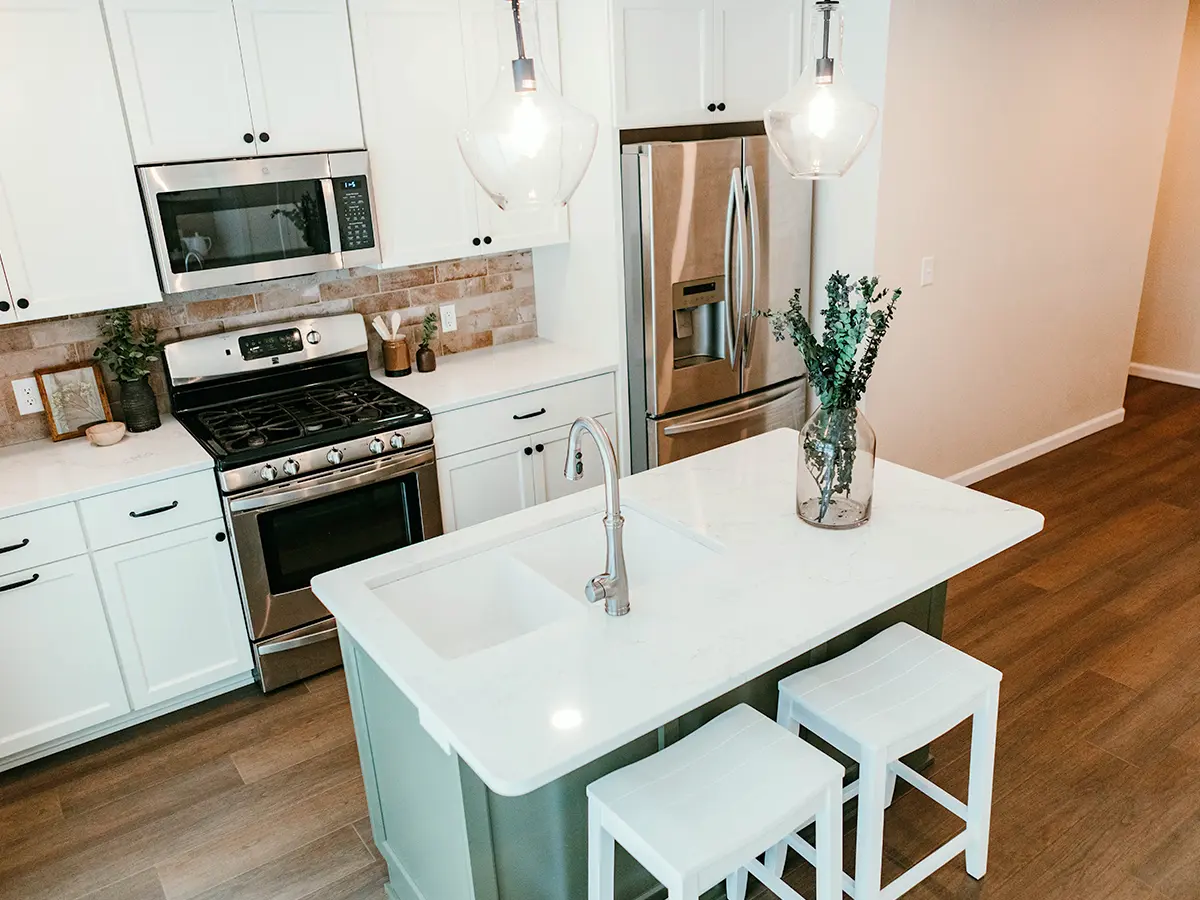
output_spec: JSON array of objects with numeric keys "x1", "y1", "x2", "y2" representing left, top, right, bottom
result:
[{"x1": 1, "y1": 376, "x2": 1196, "y2": 900}]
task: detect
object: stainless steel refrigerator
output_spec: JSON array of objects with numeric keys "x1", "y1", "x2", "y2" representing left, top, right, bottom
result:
[{"x1": 622, "y1": 135, "x2": 813, "y2": 472}]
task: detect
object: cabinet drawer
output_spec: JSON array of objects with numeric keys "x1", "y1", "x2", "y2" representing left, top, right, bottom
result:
[
  {"x1": 433, "y1": 374, "x2": 617, "y2": 458},
  {"x1": 0, "y1": 504, "x2": 87, "y2": 577},
  {"x1": 80, "y1": 471, "x2": 222, "y2": 551}
]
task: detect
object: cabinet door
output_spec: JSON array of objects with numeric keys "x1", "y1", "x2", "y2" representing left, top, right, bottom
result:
[
  {"x1": 712, "y1": 0, "x2": 804, "y2": 122},
  {"x1": 234, "y1": 0, "x2": 364, "y2": 155},
  {"x1": 612, "y1": 0, "x2": 713, "y2": 128},
  {"x1": 461, "y1": 0, "x2": 569, "y2": 253},
  {"x1": 436, "y1": 436, "x2": 536, "y2": 533},
  {"x1": 531, "y1": 413, "x2": 618, "y2": 504},
  {"x1": 0, "y1": 264, "x2": 15, "y2": 326},
  {"x1": 0, "y1": 557, "x2": 130, "y2": 759},
  {"x1": 0, "y1": 0, "x2": 162, "y2": 321},
  {"x1": 94, "y1": 520, "x2": 252, "y2": 710},
  {"x1": 349, "y1": 0, "x2": 481, "y2": 268},
  {"x1": 104, "y1": 0, "x2": 257, "y2": 163}
]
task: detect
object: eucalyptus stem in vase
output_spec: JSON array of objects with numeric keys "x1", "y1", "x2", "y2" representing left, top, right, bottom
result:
[{"x1": 762, "y1": 272, "x2": 902, "y2": 528}]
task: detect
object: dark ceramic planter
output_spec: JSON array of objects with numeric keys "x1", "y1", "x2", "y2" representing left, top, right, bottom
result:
[
  {"x1": 415, "y1": 346, "x2": 436, "y2": 373},
  {"x1": 121, "y1": 376, "x2": 161, "y2": 433}
]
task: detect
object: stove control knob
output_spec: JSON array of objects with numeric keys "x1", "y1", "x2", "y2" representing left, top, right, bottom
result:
[
  {"x1": 326, "y1": 448, "x2": 344, "y2": 466},
  {"x1": 390, "y1": 432, "x2": 406, "y2": 450},
  {"x1": 306, "y1": 330, "x2": 321, "y2": 345},
  {"x1": 282, "y1": 459, "x2": 301, "y2": 477},
  {"x1": 368, "y1": 438, "x2": 386, "y2": 455},
  {"x1": 259, "y1": 464, "x2": 278, "y2": 482}
]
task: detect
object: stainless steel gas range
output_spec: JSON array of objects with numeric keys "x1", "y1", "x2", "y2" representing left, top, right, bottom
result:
[{"x1": 164, "y1": 314, "x2": 442, "y2": 690}]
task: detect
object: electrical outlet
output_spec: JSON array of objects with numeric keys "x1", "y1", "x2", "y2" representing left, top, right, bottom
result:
[
  {"x1": 12, "y1": 378, "x2": 43, "y2": 415},
  {"x1": 440, "y1": 303, "x2": 458, "y2": 333},
  {"x1": 920, "y1": 256, "x2": 936, "y2": 287}
]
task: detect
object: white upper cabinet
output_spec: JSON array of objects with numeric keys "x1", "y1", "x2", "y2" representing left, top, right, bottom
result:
[
  {"x1": 612, "y1": 0, "x2": 804, "y2": 128},
  {"x1": 350, "y1": 0, "x2": 480, "y2": 268},
  {"x1": 105, "y1": 0, "x2": 363, "y2": 164},
  {"x1": 234, "y1": 0, "x2": 365, "y2": 155},
  {"x1": 0, "y1": 267, "x2": 15, "y2": 325},
  {"x1": 104, "y1": 0, "x2": 257, "y2": 163},
  {"x1": 0, "y1": 0, "x2": 161, "y2": 321}
]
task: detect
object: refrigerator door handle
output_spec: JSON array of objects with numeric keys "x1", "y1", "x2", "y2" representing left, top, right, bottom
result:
[
  {"x1": 662, "y1": 384, "x2": 805, "y2": 436},
  {"x1": 724, "y1": 168, "x2": 741, "y2": 371},
  {"x1": 744, "y1": 165, "x2": 764, "y2": 362}
]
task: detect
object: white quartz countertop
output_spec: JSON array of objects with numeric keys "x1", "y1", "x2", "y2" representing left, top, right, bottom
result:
[
  {"x1": 313, "y1": 429, "x2": 1044, "y2": 797},
  {"x1": 0, "y1": 417, "x2": 212, "y2": 518},
  {"x1": 371, "y1": 338, "x2": 617, "y2": 414}
]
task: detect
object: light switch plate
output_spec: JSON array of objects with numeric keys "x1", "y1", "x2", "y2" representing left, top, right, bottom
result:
[
  {"x1": 920, "y1": 256, "x2": 936, "y2": 287},
  {"x1": 440, "y1": 303, "x2": 458, "y2": 333},
  {"x1": 12, "y1": 377, "x2": 43, "y2": 415}
]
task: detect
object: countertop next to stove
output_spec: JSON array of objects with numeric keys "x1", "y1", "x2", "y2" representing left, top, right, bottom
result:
[
  {"x1": 371, "y1": 338, "x2": 618, "y2": 415},
  {"x1": 0, "y1": 417, "x2": 212, "y2": 519}
]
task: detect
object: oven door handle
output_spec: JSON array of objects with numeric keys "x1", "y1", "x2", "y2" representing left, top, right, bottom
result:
[
  {"x1": 228, "y1": 448, "x2": 435, "y2": 513},
  {"x1": 258, "y1": 623, "x2": 339, "y2": 656}
]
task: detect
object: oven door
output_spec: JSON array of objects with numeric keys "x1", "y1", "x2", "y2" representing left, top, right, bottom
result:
[
  {"x1": 226, "y1": 446, "x2": 442, "y2": 643},
  {"x1": 139, "y1": 152, "x2": 376, "y2": 293}
]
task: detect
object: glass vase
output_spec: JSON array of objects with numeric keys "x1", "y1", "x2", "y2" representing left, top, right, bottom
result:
[{"x1": 797, "y1": 404, "x2": 875, "y2": 529}]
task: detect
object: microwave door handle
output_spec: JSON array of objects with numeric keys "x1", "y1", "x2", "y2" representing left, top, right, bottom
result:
[
  {"x1": 321, "y1": 178, "x2": 342, "y2": 256},
  {"x1": 724, "y1": 168, "x2": 741, "y2": 371},
  {"x1": 744, "y1": 165, "x2": 763, "y2": 363}
]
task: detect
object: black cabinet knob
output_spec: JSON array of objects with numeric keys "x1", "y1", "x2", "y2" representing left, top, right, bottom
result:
[
  {"x1": 16, "y1": 298, "x2": 29, "y2": 310},
  {"x1": 523, "y1": 446, "x2": 533, "y2": 456},
  {"x1": 259, "y1": 132, "x2": 270, "y2": 143},
  {"x1": 535, "y1": 444, "x2": 544, "y2": 453},
  {"x1": 243, "y1": 132, "x2": 254, "y2": 143},
  {"x1": 215, "y1": 532, "x2": 227, "y2": 542},
  {"x1": 707, "y1": 103, "x2": 717, "y2": 112},
  {"x1": 472, "y1": 237, "x2": 482, "y2": 246},
  {"x1": 0, "y1": 300, "x2": 9, "y2": 313},
  {"x1": 717, "y1": 102, "x2": 727, "y2": 111},
  {"x1": 483, "y1": 236, "x2": 493, "y2": 245}
]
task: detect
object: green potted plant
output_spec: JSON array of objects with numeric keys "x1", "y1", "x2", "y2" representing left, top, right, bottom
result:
[
  {"x1": 763, "y1": 272, "x2": 902, "y2": 529},
  {"x1": 416, "y1": 310, "x2": 438, "y2": 373},
  {"x1": 94, "y1": 310, "x2": 163, "y2": 433}
]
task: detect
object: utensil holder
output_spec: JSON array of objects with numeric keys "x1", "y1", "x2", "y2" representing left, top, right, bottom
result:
[{"x1": 383, "y1": 337, "x2": 412, "y2": 377}]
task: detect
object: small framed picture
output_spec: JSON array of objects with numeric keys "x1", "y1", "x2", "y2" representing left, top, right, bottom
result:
[{"x1": 34, "y1": 363, "x2": 113, "y2": 442}]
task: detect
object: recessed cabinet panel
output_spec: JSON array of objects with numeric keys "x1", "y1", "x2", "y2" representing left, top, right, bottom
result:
[
  {"x1": 613, "y1": 0, "x2": 712, "y2": 128},
  {"x1": 0, "y1": 0, "x2": 162, "y2": 321},
  {"x1": 437, "y1": 436, "x2": 538, "y2": 532},
  {"x1": 349, "y1": 0, "x2": 480, "y2": 267},
  {"x1": 234, "y1": 0, "x2": 364, "y2": 155},
  {"x1": 0, "y1": 557, "x2": 130, "y2": 759},
  {"x1": 104, "y1": 0, "x2": 256, "y2": 163},
  {"x1": 712, "y1": 0, "x2": 803, "y2": 122},
  {"x1": 532, "y1": 413, "x2": 618, "y2": 504},
  {"x1": 94, "y1": 520, "x2": 252, "y2": 709}
]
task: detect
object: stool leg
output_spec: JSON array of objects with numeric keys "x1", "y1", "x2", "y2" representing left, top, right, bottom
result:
[
  {"x1": 588, "y1": 803, "x2": 615, "y2": 900},
  {"x1": 966, "y1": 685, "x2": 1000, "y2": 879},
  {"x1": 854, "y1": 751, "x2": 888, "y2": 900},
  {"x1": 766, "y1": 694, "x2": 802, "y2": 880},
  {"x1": 815, "y1": 782, "x2": 844, "y2": 900},
  {"x1": 726, "y1": 868, "x2": 748, "y2": 900}
]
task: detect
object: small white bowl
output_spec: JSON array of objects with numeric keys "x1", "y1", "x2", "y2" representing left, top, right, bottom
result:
[{"x1": 86, "y1": 422, "x2": 126, "y2": 447}]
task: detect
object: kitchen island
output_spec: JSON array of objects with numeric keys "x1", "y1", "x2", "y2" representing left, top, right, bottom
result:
[{"x1": 312, "y1": 429, "x2": 1042, "y2": 900}]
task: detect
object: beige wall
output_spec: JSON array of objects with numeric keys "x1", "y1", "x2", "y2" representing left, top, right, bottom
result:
[
  {"x1": 1133, "y1": 0, "x2": 1200, "y2": 381},
  {"x1": 863, "y1": 0, "x2": 1187, "y2": 480}
]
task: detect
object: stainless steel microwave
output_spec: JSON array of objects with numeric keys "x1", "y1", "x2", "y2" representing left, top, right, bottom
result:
[{"x1": 137, "y1": 151, "x2": 381, "y2": 294}]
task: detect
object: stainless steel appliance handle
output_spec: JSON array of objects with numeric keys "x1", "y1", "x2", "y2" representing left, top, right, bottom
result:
[
  {"x1": 662, "y1": 386, "x2": 804, "y2": 436},
  {"x1": 321, "y1": 178, "x2": 343, "y2": 256},
  {"x1": 228, "y1": 447, "x2": 436, "y2": 513},
  {"x1": 258, "y1": 624, "x2": 339, "y2": 656},
  {"x1": 733, "y1": 168, "x2": 749, "y2": 370},
  {"x1": 724, "y1": 168, "x2": 739, "y2": 371},
  {"x1": 744, "y1": 165, "x2": 763, "y2": 362}
]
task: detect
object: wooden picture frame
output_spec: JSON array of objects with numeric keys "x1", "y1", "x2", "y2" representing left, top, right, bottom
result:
[{"x1": 34, "y1": 362, "x2": 113, "y2": 442}]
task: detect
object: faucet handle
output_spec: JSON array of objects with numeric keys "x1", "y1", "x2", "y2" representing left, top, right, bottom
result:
[{"x1": 584, "y1": 576, "x2": 607, "y2": 605}]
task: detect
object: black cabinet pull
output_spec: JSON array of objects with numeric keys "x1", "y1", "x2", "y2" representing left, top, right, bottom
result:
[
  {"x1": 0, "y1": 300, "x2": 9, "y2": 312},
  {"x1": 523, "y1": 446, "x2": 533, "y2": 456},
  {"x1": 259, "y1": 132, "x2": 270, "y2": 142},
  {"x1": 0, "y1": 573, "x2": 39, "y2": 593},
  {"x1": 513, "y1": 408, "x2": 546, "y2": 421},
  {"x1": 129, "y1": 500, "x2": 179, "y2": 519},
  {"x1": 717, "y1": 102, "x2": 726, "y2": 111},
  {"x1": 0, "y1": 538, "x2": 29, "y2": 555},
  {"x1": 707, "y1": 103, "x2": 717, "y2": 112},
  {"x1": 535, "y1": 443, "x2": 545, "y2": 453},
  {"x1": 472, "y1": 237, "x2": 482, "y2": 246},
  {"x1": 215, "y1": 532, "x2": 227, "y2": 543},
  {"x1": 16, "y1": 298, "x2": 29, "y2": 310},
  {"x1": 243, "y1": 132, "x2": 254, "y2": 143},
  {"x1": 483, "y1": 236, "x2": 493, "y2": 245}
]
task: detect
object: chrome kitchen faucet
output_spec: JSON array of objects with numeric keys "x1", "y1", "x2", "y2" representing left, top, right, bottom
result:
[{"x1": 564, "y1": 417, "x2": 629, "y2": 617}]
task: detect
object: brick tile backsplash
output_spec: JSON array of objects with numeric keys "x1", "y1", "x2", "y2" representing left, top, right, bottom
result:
[{"x1": 0, "y1": 251, "x2": 536, "y2": 448}]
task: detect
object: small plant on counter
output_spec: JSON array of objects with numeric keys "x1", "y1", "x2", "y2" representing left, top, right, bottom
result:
[
  {"x1": 94, "y1": 310, "x2": 163, "y2": 433},
  {"x1": 761, "y1": 272, "x2": 903, "y2": 528},
  {"x1": 416, "y1": 310, "x2": 439, "y2": 373}
]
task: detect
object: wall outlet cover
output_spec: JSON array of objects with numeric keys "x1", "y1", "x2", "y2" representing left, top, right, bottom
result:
[
  {"x1": 440, "y1": 303, "x2": 458, "y2": 333},
  {"x1": 12, "y1": 377, "x2": 43, "y2": 415},
  {"x1": 920, "y1": 256, "x2": 936, "y2": 287}
]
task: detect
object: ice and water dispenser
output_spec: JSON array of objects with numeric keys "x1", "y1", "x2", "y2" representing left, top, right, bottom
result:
[{"x1": 670, "y1": 276, "x2": 729, "y2": 369}]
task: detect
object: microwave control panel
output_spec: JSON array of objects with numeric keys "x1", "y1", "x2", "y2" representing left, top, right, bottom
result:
[{"x1": 333, "y1": 176, "x2": 375, "y2": 252}]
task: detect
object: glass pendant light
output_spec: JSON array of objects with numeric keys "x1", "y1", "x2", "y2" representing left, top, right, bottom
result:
[
  {"x1": 457, "y1": 0, "x2": 599, "y2": 211},
  {"x1": 764, "y1": 0, "x2": 879, "y2": 179}
]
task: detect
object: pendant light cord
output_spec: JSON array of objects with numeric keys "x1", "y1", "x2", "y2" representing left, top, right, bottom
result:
[
  {"x1": 510, "y1": 0, "x2": 527, "y2": 60},
  {"x1": 508, "y1": 0, "x2": 537, "y2": 90},
  {"x1": 816, "y1": 0, "x2": 837, "y2": 83}
]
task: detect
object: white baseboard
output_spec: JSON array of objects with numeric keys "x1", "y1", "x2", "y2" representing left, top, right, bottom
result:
[
  {"x1": 948, "y1": 408, "x2": 1126, "y2": 487},
  {"x1": 1129, "y1": 362, "x2": 1200, "y2": 389}
]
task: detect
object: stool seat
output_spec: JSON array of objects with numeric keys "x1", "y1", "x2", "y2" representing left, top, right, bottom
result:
[
  {"x1": 589, "y1": 705, "x2": 843, "y2": 891},
  {"x1": 778, "y1": 622, "x2": 1001, "y2": 757}
]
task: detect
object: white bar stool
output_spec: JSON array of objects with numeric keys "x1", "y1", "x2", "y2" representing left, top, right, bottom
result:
[
  {"x1": 587, "y1": 704, "x2": 845, "y2": 900},
  {"x1": 771, "y1": 623, "x2": 1001, "y2": 900}
]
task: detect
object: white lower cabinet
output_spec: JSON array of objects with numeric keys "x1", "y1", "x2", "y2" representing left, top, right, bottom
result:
[
  {"x1": 94, "y1": 519, "x2": 252, "y2": 710},
  {"x1": 0, "y1": 556, "x2": 130, "y2": 759},
  {"x1": 531, "y1": 414, "x2": 616, "y2": 504}
]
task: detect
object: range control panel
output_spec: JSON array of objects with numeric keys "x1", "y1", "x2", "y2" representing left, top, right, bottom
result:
[{"x1": 333, "y1": 176, "x2": 375, "y2": 252}]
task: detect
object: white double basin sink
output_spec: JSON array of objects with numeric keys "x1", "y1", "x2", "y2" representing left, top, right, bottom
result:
[{"x1": 371, "y1": 508, "x2": 720, "y2": 661}]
